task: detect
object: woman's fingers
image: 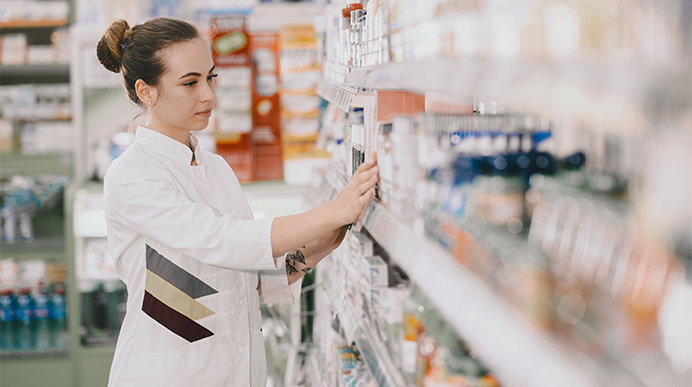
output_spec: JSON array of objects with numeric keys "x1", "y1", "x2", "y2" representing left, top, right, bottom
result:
[
  {"x1": 357, "y1": 188, "x2": 376, "y2": 205},
  {"x1": 355, "y1": 152, "x2": 378, "y2": 173},
  {"x1": 358, "y1": 173, "x2": 378, "y2": 195}
]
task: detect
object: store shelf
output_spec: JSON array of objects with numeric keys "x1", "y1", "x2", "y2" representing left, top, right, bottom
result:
[
  {"x1": 345, "y1": 58, "x2": 664, "y2": 96},
  {"x1": 0, "y1": 19, "x2": 68, "y2": 29},
  {"x1": 335, "y1": 58, "x2": 683, "y2": 133},
  {"x1": 0, "y1": 152, "x2": 73, "y2": 178},
  {"x1": 308, "y1": 167, "x2": 652, "y2": 387},
  {"x1": 0, "y1": 64, "x2": 70, "y2": 85},
  {"x1": 0, "y1": 237, "x2": 65, "y2": 254},
  {"x1": 316, "y1": 77, "x2": 358, "y2": 112},
  {"x1": 0, "y1": 64, "x2": 70, "y2": 75},
  {"x1": 321, "y1": 257, "x2": 408, "y2": 387},
  {"x1": 0, "y1": 348, "x2": 69, "y2": 358}
]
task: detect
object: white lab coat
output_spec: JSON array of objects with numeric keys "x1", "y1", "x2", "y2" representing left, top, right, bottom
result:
[{"x1": 104, "y1": 126, "x2": 300, "y2": 387}]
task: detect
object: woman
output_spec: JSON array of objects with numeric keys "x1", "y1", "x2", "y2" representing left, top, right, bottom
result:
[{"x1": 97, "y1": 17, "x2": 378, "y2": 386}]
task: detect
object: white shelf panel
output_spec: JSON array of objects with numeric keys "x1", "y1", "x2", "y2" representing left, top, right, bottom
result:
[
  {"x1": 339, "y1": 58, "x2": 683, "y2": 133},
  {"x1": 316, "y1": 77, "x2": 357, "y2": 113},
  {"x1": 344, "y1": 58, "x2": 663, "y2": 97}
]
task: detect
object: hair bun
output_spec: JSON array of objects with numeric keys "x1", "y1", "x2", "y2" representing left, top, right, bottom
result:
[{"x1": 96, "y1": 19, "x2": 132, "y2": 73}]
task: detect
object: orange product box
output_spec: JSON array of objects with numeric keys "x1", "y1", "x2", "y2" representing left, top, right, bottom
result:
[
  {"x1": 216, "y1": 134, "x2": 254, "y2": 183},
  {"x1": 249, "y1": 31, "x2": 283, "y2": 180},
  {"x1": 375, "y1": 90, "x2": 425, "y2": 124},
  {"x1": 211, "y1": 16, "x2": 249, "y2": 68}
]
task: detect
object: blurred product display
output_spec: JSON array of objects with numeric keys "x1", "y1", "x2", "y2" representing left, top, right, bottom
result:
[
  {"x1": 303, "y1": 1, "x2": 690, "y2": 386},
  {"x1": 0, "y1": 259, "x2": 68, "y2": 354},
  {"x1": 1, "y1": 0, "x2": 690, "y2": 386}
]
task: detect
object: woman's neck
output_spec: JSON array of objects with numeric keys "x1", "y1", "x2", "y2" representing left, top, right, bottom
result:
[{"x1": 145, "y1": 116, "x2": 190, "y2": 146}]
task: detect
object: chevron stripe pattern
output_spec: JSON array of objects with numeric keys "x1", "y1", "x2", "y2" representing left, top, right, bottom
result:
[{"x1": 142, "y1": 245, "x2": 218, "y2": 342}]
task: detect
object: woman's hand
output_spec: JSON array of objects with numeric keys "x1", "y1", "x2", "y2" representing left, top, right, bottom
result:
[
  {"x1": 270, "y1": 153, "x2": 377, "y2": 257},
  {"x1": 329, "y1": 152, "x2": 379, "y2": 227}
]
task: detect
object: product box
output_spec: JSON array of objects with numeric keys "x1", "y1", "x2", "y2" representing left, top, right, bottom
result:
[
  {"x1": 375, "y1": 90, "x2": 425, "y2": 125},
  {"x1": 216, "y1": 137, "x2": 254, "y2": 183},
  {"x1": 212, "y1": 16, "x2": 254, "y2": 181},
  {"x1": 211, "y1": 16, "x2": 249, "y2": 68},
  {"x1": 216, "y1": 67, "x2": 252, "y2": 88},
  {"x1": 249, "y1": 31, "x2": 283, "y2": 181},
  {"x1": 1, "y1": 34, "x2": 27, "y2": 65},
  {"x1": 365, "y1": 255, "x2": 388, "y2": 288},
  {"x1": 349, "y1": 232, "x2": 374, "y2": 257}
]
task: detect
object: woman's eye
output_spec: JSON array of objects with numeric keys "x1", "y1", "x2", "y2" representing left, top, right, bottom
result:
[
  {"x1": 207, "y1": 74, "x2": 218, "y2": 81},
  {"x1": 183, "y1": 81, "x2": 197, "y2": 87}
]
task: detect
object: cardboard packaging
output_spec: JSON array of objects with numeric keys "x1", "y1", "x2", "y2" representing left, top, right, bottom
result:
[
  {"x1": 211, "y1": 16, "x2": 254, "y2": 182},
  {"x1": 249, "y1": 31, "x2": 283, "y2": 181}
]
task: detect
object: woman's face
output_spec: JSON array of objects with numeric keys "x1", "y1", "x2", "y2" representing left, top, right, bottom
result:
[{"x1": 153, "y1": 38, "x2": 217, "y2": 133}]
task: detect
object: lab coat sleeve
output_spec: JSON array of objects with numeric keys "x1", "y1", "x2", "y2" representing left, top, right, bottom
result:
[
  {"x1": 104, "y1": 160, "x2": 280, "y2": 272},
  {"x1": 258, "y1": 256, "x2": 302, "y2": 304}
]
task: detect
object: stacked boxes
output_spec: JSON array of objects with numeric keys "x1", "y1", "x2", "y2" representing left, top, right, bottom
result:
[
  {"x1": 279, "y1": 24, "x2": 330, "y2": 184},
  {"x1": 211, "y1": 16, "x2": 254, "y2": 182},
  {"x1": 249, "y1": 31, "x2": 283, "y2": 181}
]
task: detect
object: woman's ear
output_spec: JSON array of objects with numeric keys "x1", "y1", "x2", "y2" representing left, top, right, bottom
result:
[{"x1": 135, "y1": 79, "x2": 157, "y2": 106}]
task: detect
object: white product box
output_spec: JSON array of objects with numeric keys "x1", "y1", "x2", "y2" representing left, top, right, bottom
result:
[
  {"x1": 27, "y1": 45, "x2": 55, "y2": 64},
  {"x1": 216, "y1": 89, "x2": 252, "y2": 111},
  {"x1": 215, "y1": 111, "x2": 252, "y2": 133},
  {"x1": 350, "y1": 232, "x2": 374, "y2": 257},
  {"x1": 1, "y1": 34, "x2": 27, "y2": 65},
  {"x1": 366, "y1": 255, "x2": 388, "y2": 288},
  {"x1": 216, "y1": 67, "x2": 252, "y2": 88}
]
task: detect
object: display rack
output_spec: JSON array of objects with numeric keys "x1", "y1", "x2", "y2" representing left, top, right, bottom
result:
[
  {"x1": 308, "y1": 166, "x2": 656, "y2": 387},
  {"x1": 319, "y1": 257, "x2": 407, "y2": 387},
  {"x1": 316, "y1": 77, "x2": 358, "y2": 112},
  {"x1": 0, "y1": 64, "x2": 70, "y2": 82},
  {"x1": 319, "y1": 57, "x2": 689, "y2": 134},
  {"x1": 0, "y1": 19, "x2": 68, "y2": 29}
]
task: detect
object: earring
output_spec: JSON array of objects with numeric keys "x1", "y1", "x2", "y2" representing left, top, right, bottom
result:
[{"x1": 147, "y1": 101, "x2": 152, "y2": 105}]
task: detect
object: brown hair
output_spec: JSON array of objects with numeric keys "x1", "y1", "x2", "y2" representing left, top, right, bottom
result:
[{"x1": 96, "y1": 17, "x2": 200, "y2": 106}]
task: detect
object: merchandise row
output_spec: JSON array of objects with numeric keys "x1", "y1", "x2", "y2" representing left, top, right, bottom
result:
[
  {"x1": 0, "y1": 259, "x2": 68, "y2": 355},
  {"x1": 320, "y1": 0, "x2": 687, "y2": 82},
  {"x1": 302, "y1": 89, "x2": 691, "y2": 386},
  {"x1": 0, "y1": 1, "x2": 69, "y2": 26},
  {"x1": 0, "y1": 29, "x2": 71, "y2": 66}
]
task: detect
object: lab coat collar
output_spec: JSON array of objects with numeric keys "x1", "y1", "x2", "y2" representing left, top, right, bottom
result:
[{"x1": 134, "y1": 125, "x2": 200, "y2": 165}]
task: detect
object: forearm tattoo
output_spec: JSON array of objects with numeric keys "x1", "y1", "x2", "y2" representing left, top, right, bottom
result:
[{"x1": 286, "y1": 248, "x2": 311, "y2": 276}]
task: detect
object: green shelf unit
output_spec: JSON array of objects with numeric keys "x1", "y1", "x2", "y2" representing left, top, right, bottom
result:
[
  {"x1": 0, "y1": 64, "x2": 70, "y2": 85},
  {"x1": 0, "y1": 152, "x2": 74, "y2": 179},
  {"x1": 0, "y1": 356, "x2": 74, "y2": 387}
]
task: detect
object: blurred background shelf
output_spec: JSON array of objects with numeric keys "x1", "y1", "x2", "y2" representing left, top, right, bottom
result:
[
  {"x1": 0, "y1": 19, "x2": 68, "y2": 29},
  {"x1": 0, "y1": 237, "x2": 65, "y2": 256},
  {"x1": 309, "y1": 166, "x2": 671, "y2": 387},
  {"x1": 0, "y1": 348, "x2": 69, "y2": 358},
  {"x1": 0, "y1": 65, "x2": 70, "y2": 85},
  {"x1": 0, "y1": 152, "x2": 74, "y2": 178}
]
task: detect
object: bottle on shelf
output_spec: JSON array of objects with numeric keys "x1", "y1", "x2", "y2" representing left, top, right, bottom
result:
[
  {"x1": 49, "y1": 285, "x2": 67, "y2": 349},
  {"x1": 32, "y1": 284, "x2": 51, "y2": 350},
  {"x1": 0, "y1": 289, "x2": 15, "y2": 351},
  {"x1": 14, "y1": 287, "x2": 34, "y2": 350}
]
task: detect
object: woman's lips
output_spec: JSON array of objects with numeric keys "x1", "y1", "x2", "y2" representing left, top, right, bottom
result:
[{"x1": 196, "y1": 108, "x2": 212, "y2": 118}]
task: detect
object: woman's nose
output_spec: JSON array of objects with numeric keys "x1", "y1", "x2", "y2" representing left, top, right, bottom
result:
[{"x1": 200, "y1": 80, "x2": 215, "y2": 103}]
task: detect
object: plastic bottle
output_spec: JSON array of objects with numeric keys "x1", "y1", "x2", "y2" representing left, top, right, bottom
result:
[
  {"x1": 32, "y1": 286, "x2": 51, "y2": 350},
  {"x1": 49, "y1": 285, "x2": 67, "y2": 349},
  {"x1": 402, "y1": 291, "x2": 423, "y2": 383},
  {"x1": 14, "y1": 287, "x2": 34, "y2": 350},
  {"x1": 0, "y1": 290, "x2": 15, "y2": 351}
]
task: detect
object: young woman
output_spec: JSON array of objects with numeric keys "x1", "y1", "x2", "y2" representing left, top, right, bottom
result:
[{"x1": 97, "y1": 17, "x2": 378, "y2": 386}]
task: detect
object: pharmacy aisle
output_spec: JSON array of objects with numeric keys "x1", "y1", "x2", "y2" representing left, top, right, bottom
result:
[
  {"x1": 1, "y1": 0, "x2": 690, "y2": 386},
  {"x1": 290, "y1": 1, "x2": 692, "y2": 387}
]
